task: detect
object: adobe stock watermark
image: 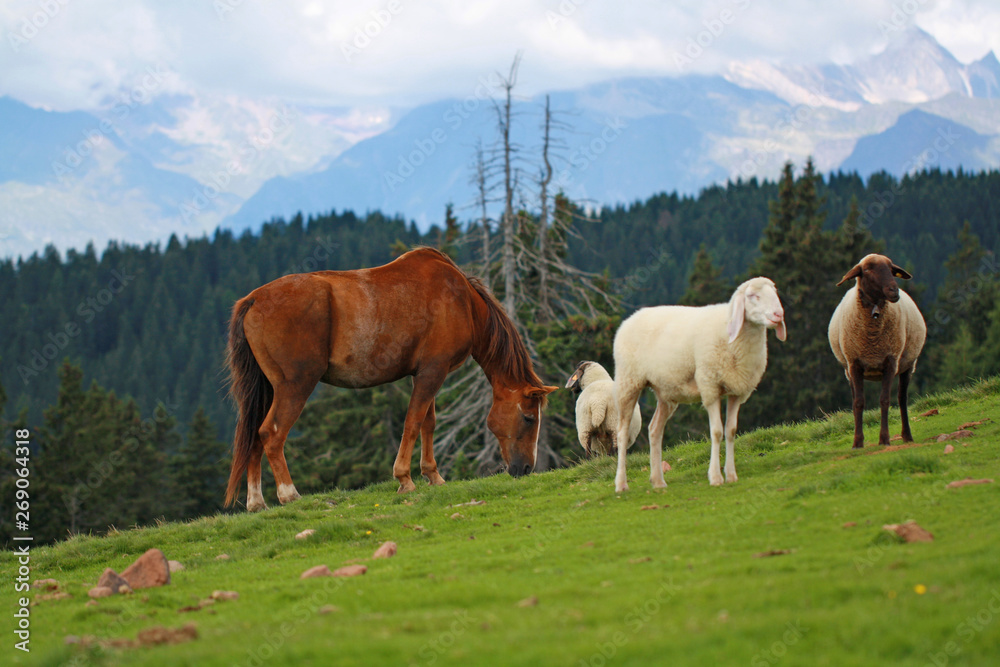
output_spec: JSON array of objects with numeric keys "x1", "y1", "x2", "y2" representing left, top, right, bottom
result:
[
  {"x1": 51, "y1": 65, "x2": 172, "y2": 181},
  {"x1": 416, "y1": 610, "x2": 478, "y2": 665},
  {"x1": 180, "y1": 106, "x2": 297, "y2": 224},
  {"x1": 548, "y1": 116, "x2": 628, "y2": 201},
  {"x1": 730, "y1": 82, "x2": 828, "y2": 183},
  {"x1": 878, "y1": 0, "x2": 932, "y2": 37},
  {"x1": 382, "y1": 73, "x2": 504, "y2": 192},
  {"x1": 546, "y1": 0, "x2": 589, "y2": 29},
  {"x1": 854, "y1": 123, "x2": 961, "y2": 233},
  {"x1": 673, "y1": 0, "x2": 752, "y2": 72},
  {"x1": 341, "y1": 0, "x2": 404, "y2": 62},
  {"x1": 578, "y1": 579, "x2": 681, "y2": 667},
  {"x1": 750, "y1": 620, "x2": 808, "y2": 666},
  {"x1": 61, "y1": 397, "x2": 180, "y2": 530},
  {"x1": 16, "y1": 267, "x2": 136, "y2": 385},
  {"x1": 928, "y1": 251, "x2": 1000, "y2": 337},
  {"x1": 7, "y1": 0, "x2": 71, "y2": 52},
  {"x1": 926, "y1": 589, "x2": 1000, "y2": 666}
]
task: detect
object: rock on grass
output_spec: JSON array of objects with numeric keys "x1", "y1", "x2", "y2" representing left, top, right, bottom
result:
[
  {"x1": 121, "y1": 549, "x2": 170, "y2": 589},
  {"x1": 373, "y1": 541, "x2": 397, "y2": 559},
  {"x1": 883, "y1": 520, "x2": 933, "y2": 542}
]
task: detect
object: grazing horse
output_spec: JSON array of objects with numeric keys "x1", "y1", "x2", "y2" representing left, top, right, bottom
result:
[{"x1": 224, "y1": 247, "x2": 556, "y2": 511}]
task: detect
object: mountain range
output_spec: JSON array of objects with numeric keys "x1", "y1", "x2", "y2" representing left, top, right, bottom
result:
[{"x1": 1, "y1": 27, "x2": 998, "y2": 260}]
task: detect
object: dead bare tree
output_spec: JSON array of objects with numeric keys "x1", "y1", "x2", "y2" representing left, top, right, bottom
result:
[{"x1": 494, "y1": 52, "x2": 522, "y2": 319}]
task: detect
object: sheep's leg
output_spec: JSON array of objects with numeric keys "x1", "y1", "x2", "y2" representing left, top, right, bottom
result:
[
  {"x1": 724, "y1": 396, "x2": 741, "y2": 483},
  {"x1": 878, "y1": 356, "x2": 895, "y2": 446},
  {"x1": 614, "y1": 384, "x2": 643, "y2": 493},
  {"x1": 849, "y1": 360, "x2": 866, "y2": 449},
  {"x1": 648, "y1": 399, "x2": 676, "y2": 489},
  {"x1": 898, "y1": 368, "x2": 913, "y2": 442},
  {"x1": 706, "y1": 400, "x2": 725, "y2": 486}
]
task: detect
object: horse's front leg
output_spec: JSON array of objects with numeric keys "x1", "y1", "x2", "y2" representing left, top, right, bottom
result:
[
  {"x1": 394, "y1": 370, "x2": 447, "y2": 493},
  {"x1": 419, "y1": 400, "x2": 446, "y2": 486}
]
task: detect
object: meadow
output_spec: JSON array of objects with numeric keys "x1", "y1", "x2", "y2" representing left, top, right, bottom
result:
[{"x1": 6, "y1": 377, "x2": 1000, "y2": 666}]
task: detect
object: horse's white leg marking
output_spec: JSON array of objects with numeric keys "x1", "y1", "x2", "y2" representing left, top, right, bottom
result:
[
  {"x1": 247, "y1": 478, "x2": 266, "y2": 512},
  {"x1": 277, "y1": 482, "x2": 301, "y2": 504}
]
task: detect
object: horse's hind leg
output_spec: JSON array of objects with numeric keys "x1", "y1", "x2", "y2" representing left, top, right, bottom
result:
[
  {"x1": 246, "y1": 439, "x2": 267, "y2": 512},
  {"x1": 395, "y1": 369, "x2": 447, "y2": 493},
  {"x1": 419, "y1": 400, "x2": 446, "y2": 486},
  {"x1": 259, "y1": 382, "x2": 313, "y2": 505}
]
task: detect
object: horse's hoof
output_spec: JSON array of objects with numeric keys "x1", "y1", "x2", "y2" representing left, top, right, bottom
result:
[
  {"x1": 277, "y1": 484, "x2": 301, "y2": 505},
  {"x1": 397, "y1": 480, "x2": 416, "y2": 493},
  {"x1": 424, "y1": 472, "x2": 446, "y2": 486},
  {"x1": 247, "y1": 500, "x2": 268, "y2": 512}
]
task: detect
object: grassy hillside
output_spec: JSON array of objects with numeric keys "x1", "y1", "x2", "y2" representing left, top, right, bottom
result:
[{"x1": 6, "y1": 377, "x2": 1000, "y2": 666}]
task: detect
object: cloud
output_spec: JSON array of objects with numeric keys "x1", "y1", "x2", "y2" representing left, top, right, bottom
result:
[{"x1": 2, "y1": 0, "x2": 998, "y2": 113}]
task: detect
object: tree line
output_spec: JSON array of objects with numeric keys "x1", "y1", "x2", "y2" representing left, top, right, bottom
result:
[{"x1": 1, "y1": 163, "x2": 998, "y2": 545}]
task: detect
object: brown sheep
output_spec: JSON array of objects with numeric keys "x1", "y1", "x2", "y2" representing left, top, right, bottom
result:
[{"x1": 828, "y1": 254, "x2": 926, "y2": 448}]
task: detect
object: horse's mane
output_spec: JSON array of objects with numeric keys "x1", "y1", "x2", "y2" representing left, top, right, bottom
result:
[{"x1": 413, "y1": 247, "x2": 544, "y2": 389}]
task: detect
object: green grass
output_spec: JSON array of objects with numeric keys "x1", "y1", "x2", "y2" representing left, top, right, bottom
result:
[{"x1": 6, "y1": 376, "x2": 1000, "y2": 666}]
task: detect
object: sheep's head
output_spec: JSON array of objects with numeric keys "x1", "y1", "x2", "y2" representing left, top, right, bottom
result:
[
  {"x1": 564, "y1": 361, "x2": 612, "y2": 393},
  {"x1": 728, "y1": 277, "x2": 786, "y2": 343},
  {"x1": 837, "y1": 254, "x2": 912, "y2": 319}
]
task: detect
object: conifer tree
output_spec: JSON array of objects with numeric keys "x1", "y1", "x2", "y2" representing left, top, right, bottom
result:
[
  {"x1": 171, "y1": 407, "x2": 229, "y2": 519},
  {"x1": 679, "y1": 245, "x2": 730, "y2": 306}
]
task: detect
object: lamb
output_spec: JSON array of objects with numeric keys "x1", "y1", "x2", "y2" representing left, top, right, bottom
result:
[
  {"x1": 612, "y1": 277, "x2": 787, "y2": 492},
  {"x1": 828, "y1": 254, "x2": 926, "y2": 449},
  {"x1": 564, "y1": 361, "x2": 642, "y2": 456}
]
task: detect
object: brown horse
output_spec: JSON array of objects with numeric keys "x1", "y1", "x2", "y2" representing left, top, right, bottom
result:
[{"x1": 224, "y1": 247, "x2": 557, "y2": 511}]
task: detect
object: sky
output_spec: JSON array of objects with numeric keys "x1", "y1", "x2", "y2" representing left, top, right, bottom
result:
[{"x1": 2, "y1": 0, "x2": 999, "y2": 113}]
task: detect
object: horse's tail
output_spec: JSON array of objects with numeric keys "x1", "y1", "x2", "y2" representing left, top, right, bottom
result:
[{"x1": 224, "y1": 297, "x2": 272, "y2": 507}]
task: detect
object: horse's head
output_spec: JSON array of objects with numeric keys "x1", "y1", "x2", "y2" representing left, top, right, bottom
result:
[{"x1": 487, "y1": 384, "x2": 558, "y2": 477}]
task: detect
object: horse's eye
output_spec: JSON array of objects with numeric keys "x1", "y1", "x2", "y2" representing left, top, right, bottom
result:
[{"x1": 522, "y1": 413, "x2": 536, "y2": 424}]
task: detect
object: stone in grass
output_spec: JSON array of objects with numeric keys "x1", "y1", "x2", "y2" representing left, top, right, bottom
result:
[
  {"x1": 301, "y1": 565, "x2": 332, "y2": 579},
  {"x1": 295, "y1": 529, "x2": 316, "y2": 540},
  {"x1": 332, "y1": 565, "x2": 367, "y2": 577},
  {"x1": 33, "y1": 579, "x2": 60, "y2": 591},
  {"x1": 947, "y1": 478, "x2": 994, "y2": 489},
  {"x1": 936, "y1": 430, "x2": 973, "y2": 442},
  {"x1": 211, "y1": 590, "x2": 239, "y2": 601},
  {"x1": 943, "y1": 444, "x2": 955, "y2": 454},
  {"x1": 883, "y1": 520, "x2": 934, "y2": 543},
  {"x1": 168, "y1": 560, "x2": 185, "y2": 573},
  {"x1": 98, "y1": 568, "x2": 132, "y2": 595},
  {"x1": 517, "y1": 596, "x2": 539, "y2": 608},
  {"x1": 216, "y1": 554, "x2": 231, "y2": 561},
  {"x1": 372, "y1": 541, "x2": 397, "y2": 559},
  {"x1": 121, "y1": 548, "x2": 170, "y2": 589},
  {"x1": 318, "y1": 605, "x2": 339, "y2": 614},
  {"x1": 88, "y1": 586, "x2": 114, "y2": 599}
]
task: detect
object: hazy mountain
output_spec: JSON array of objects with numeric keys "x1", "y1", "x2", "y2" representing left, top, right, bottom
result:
[{"x1": 1, "y1": 27, "x2": 998, "y2": 259}]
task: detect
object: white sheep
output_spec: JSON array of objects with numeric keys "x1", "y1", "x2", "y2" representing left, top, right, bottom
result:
[
  {"x1": 565, "y1": 361, "x2": 642, "y2": 456},
  {"x1": 828, "y1": 253, "x2": 926, "y2": 448},
  {"x1": 612, "y1": 277, "x2": 787, "y2": 492}
]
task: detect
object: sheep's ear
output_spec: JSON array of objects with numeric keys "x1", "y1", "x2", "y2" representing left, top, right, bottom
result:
[
  {"x1": 727, "y1": 292, "x2": 745, "y2": 343},
  {"x1": 891, "y1": 264, "x2": 912, "y2": 280},
  {"x1": 836, "y1": 264, "x2": 862, "y2": 287},
  {"x1": 565, "y1": 364, "x2": 586, "y2": 390},
  {"x1": 775, "y1": 319, "x2": 787, "y2": 342}
]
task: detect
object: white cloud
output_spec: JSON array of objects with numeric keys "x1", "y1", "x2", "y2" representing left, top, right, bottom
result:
[{"x1": 2, "y1": 0, "x2": 998, "y2": 113}]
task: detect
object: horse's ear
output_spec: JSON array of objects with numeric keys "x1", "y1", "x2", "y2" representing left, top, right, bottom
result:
[
  {"x1": 524, "y1": 386, "x2": 558, "y2": 400},
  {"x1": 837, "y1": 263, "x2": 862, "y2": 287},
  {"x1": 891, "y1": 264, "x2": 912, "y2": 280}
]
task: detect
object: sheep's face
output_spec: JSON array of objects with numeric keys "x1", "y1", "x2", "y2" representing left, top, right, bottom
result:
[
  {"x1": 565, "y1": 361, "x2": 593, "y2": 394},
  {"x1": 837, "y1": 254, "x2": 912, "y2": 317},
  {"x1": 487, "y1": 384, "x2": 557, "y2": 477},
  {"x1": 564, "y1": 360, "x2": 610, "y2": 393},
  {"x1": 728, "y1": 278, "x2": 786, "y2": 343}
]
